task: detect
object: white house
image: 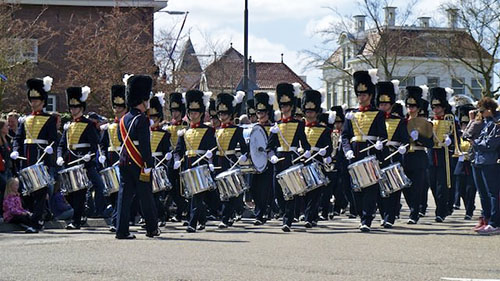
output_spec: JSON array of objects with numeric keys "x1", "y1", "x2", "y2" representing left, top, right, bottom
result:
[{"x1": 322, "y1": 7, "x2": 494, "y2": 109}]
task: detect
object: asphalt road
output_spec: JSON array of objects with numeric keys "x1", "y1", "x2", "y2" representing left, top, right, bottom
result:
[{"x1": 1, "y1": 205, "x2": 499, "y2": 281}]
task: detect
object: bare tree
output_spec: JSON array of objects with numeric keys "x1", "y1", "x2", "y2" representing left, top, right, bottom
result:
[
  {"x1": 0, "y1": 2, "x2": 57, "y2": 112},
  {"x1": 64, "y1": 6, "x2": 155, "y2": 116},
  {"x1": 438, "y1": 0, "x2": 500, "y2": 97}
]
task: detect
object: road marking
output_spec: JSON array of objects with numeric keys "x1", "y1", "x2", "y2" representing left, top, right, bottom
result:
[{"x1": 441, "y1": 278, "x2": 500, "y2": 281}]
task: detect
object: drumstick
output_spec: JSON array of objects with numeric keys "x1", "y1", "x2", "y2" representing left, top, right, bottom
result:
[
  {"x1": 68, "y1": 153, "x2": 95, "y2": 166},
  {"x1": 304, "y1": 145, "x2": 330, "y2": 164},
  {"x1": 191, "y1": 147, "x2": 217, "y2": 167},
  {"x1": 292, "y1": 150, "x2": 310, "y2": 164},
  {"x1": 155, "y1": 153, "x2": 171, "y2": 168},
  {"x1": 359, "y1": 139, "x2": 388, "y2": 153},
  {"x1": 383, "y1": 144, "x2": 409, "y2": 161},
  {"x1": 17, "y1": 156, "x2": 27, "y2": 161},
  {"x1": 229, "y1": 153, "x2": 248, "y2": 171},
  {"x1": 35, "y1": 141, "x2": 55, "y2": 165}
]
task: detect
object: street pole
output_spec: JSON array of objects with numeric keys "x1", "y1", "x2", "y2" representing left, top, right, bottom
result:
[{"x1": 243, "y1": 0, "x2": 249, "y2": 107}]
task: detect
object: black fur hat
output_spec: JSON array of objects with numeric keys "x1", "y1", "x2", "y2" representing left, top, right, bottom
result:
[
  {"x1": 376, "y1": 81, "x2": 398, "y2": 106},
  {"x1": 216, "y1": 93, "x2": 235, "y2": 115},
  {"x1": 125, "y1": 75, "x2": 153, "y2": 108},
  {"x1": 353, "y1": 70, "x2": 377, "y2": 96},
  {"x1": 301, "y1": 90, "x2": 322, "y2": 113},
  {"x1": 111, "y1": 85, "x2": 126, "y2": 107},
  {"x1": 330, "y1": 106, "x2": 345, "y2": 123},
  {"x1": 66, "y1": 86, "x2": 90, "y2": 109},
  {"x1": 276, "y1": 82, "x2": 300, "y2": 107},
  {"x1": 246, "y1": 99, "x2": 256, "y2": 116},
  {"x1": 185, "y1": 90, "x2": 208, "y2": 113},
  {"x1": 169, "y1": 92, "x2": 185, "y2": 116},
  {"x1": 27, "y1": 76, "x2": 52, "y2": 105},
  {"x1": 148, "y1": 93, "x2": 165, "y2": 120}
]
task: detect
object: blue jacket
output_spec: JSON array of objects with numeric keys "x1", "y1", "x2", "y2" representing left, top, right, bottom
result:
[{"x1": 473, "y1": 112, "x2": 500, "y2": 165}]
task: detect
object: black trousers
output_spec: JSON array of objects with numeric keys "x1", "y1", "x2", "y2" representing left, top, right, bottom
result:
[
  {"x1": 378, "y1": 190, "x2": 399, "y2": 224},
  {"x1": 305, "y1": 186, "x2": 322, "y2": 223},
  {"x1": 65, "y1": 188, "x2": 87, "y2": 227},
  {"x1": 250, "y1": 167, "x2": 273, "y2": 221},
  {"x1": 404, "y1": 168, "x2": 426, "y2": 222},
  {"x1": 353, "y1": 184, "x2": 378, "y2": 227},
  {"x1": 30, "y1": 187, "x2": 48, "y2": 229},
  {"x1": 188, "y1": 192, "x2": 208, "y2": 228},
  {"x1": 275, "y1": 152, "x2": 296, "y2": 227},
  {"x1": 455, "y1": 173, "x2": 476, "y2": 217},
  {"x1": 167, "y1": 168, "x2": 188, "y2": 219},
  {"x1": 116, "y1": 166, "x2": 158, "y2": 236},
  {"x1": 429, "y1": 165, "x2": 449, "y2": 218}
]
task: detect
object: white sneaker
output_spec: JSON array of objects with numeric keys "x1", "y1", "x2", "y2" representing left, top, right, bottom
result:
[{"x1": 478, "y1": 225, "x2": 500, "y2": 235}]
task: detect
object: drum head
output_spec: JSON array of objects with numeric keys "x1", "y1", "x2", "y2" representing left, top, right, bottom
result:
[{"x1": 249, "y1": 124, "x2": 268, "y2": 173}]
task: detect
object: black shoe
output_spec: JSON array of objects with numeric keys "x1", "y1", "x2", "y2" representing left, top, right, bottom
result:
[
  {"x1": 407, "y1": 219, "x2": 417, "y2": 225},
  {"x1": 115, "y1": 233, "x2": 136, "y2": 239},
  {"x1": 218, "y1": 222, "x2": 228, "y2": 229},
  {"x1": 158, "y1": 221, "x2": 166, "y2": 227},
  {"x1": 304, "y1": 222, "x2": 312, "y2": 228},
  {"x1": 453, "y1": 205, "x2": 461, "y2": 210},
  {"x1": 146, "y1": 228, "x2": 161, "y2": 238},
  {"x1": 418, "y1": 212, "x2": 426, "y2": 218},
  {"x1": 384, "y1": 222, "x2": 393, "y2": 229},
  {"x1": 435, "y1": 216, "x2": 444, "y2": 223},
  {"x1": 311, "y1": 221, "x2": 317, "y2": 227},
  {"x1": 197, "y1": 224, "x2": 205, "y2": 231},
  {"x1": 25, "y1": 227, "x2": 38, "y2": 233},
  {"x1": 182, "y1": 221, "x2": 189, "y2": 226},
  {"x1": 206, "y1": 215, "x2": 217, "y2": 221},
  {"x1": 171, "y1": 217, "x2": 180, "y2": 223},
  {"x1": 66, "y1": 223, "x2": 80, "y2": 230},
  {"x1": 464, "y1": 215, "x2": 472, "y2": 220},
  {"x1": 348, "y1": 214, "x2": 357, "y2": 219},
  {"x1": 359, "y1": 224, "x2": 371, "y2": 232},
  {"x1": 253, "y1": 220, "x2": 263, "y2": 226},
  {"x1": 186, "y1": 226, "x2": 196, "y2": 233},
  {"x1": 227, "y1": 219, "x2": 234, "y2": 226},
  {"x1": 318, "y1": 215, "x2": 327, "y2": 221},
  {"x1": 281, "y1": 225, "x2": 291, "y2": 232},
  {"x1": 109, "y1": 226, "x2": 117, "y2": 233}
]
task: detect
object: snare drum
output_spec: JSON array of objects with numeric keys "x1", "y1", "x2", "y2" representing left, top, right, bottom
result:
[
  {"x1": 276, "y1": 164, "x2": 314, "y2": 200},
  {"x1": 100, "y1": 166, "x2": 120, "y2": 196},
  {"x1": 152, "y1": 166, "x2": 172, "y2": 193},
  {"x1": 378, "y1": 162, "x2": 412, "y2": 197},
  {"x1": 302, "y1": 162, "x2": 330, "y2": 193},
  {"x1": 19, "y1": 163, "x2": 54, "y2": 195},
  {"x1": 180, "y1": 164, "x2": 216, "y2": 198},
  {"x1": 215, "y1": 169, "x2": 249, "y2": 201},
  {"x1": 348, "y1": 156, "x2": 381, "y2": 192},
  {"x1": 58, "y1": 164, "x2": 92, "y2": 194}
]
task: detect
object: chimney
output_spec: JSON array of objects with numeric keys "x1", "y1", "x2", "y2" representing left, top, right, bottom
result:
[
  {"x1": 418, "y1": 17, "x2": 431, "y2": 28},
  {"x1": 384, "y1": 6, "x2": 396, "y2": 26},
  {"x1": 446, "y1": 8, "x2": 459, "y2": 29},
  {"x1": 353, "y1": 15, "x2": 366, "y2": 32}
]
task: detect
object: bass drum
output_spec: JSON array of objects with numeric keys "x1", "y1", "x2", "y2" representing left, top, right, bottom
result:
[{"x1": 241, "y1": 124, "x2": 268, "y2": 173}]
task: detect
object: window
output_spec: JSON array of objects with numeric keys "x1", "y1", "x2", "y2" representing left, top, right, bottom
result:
[
  {"x1": 342, "y1": 47, "x2": 346, "y2": 69},
  {"x1": 452, "y1": 78, "x2": 464, "y2": 95},
  {"x1": 326, "y1": 82, "x2": 332, "y2": 109},
  {"x1": 427, "y1": 77, "x2": 440, "y2": 88},
  {"x1": 8, "y1": 38, "x2": 38, "y2": 63},
  {"x1": 46, "y1": 95, "x2": 56, "y2": 112},
  {"x1": 471, "y1": 78, "x2": 485, "y2": 99}
]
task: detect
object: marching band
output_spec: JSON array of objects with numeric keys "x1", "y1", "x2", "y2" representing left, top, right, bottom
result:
[{"x1": 3, "y1": 69, "x2": 500, "y2": 237}]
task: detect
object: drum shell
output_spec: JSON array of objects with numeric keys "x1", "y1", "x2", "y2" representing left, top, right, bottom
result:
[
  {"x1": 348, "y1": 156, "x2": 381, "y2": 191},
  {"x1": 215, "y1": 169, "x2": 249, "y2": 201},
  {"x1": 152, "y1": 166, "x2": 172, "y2": 193},
  {"x1": 180, "y1": 164, "x2": 215, "y2": 198},
  {"x1": 58, "y1": 164, "x2": 92, "y2": 194},
  {"x1": 99, "y1": 166, "x2": 120, "y2": 196},
  {"x1": 276, "y1": 164, "x2": 310, "y2": 200},
  {"x1": 19, "y1": 163, "x2": 54, "y2": 195},
  {"x1": 378, "y1": 162, "x2": 412, "y2": 197},
  {"x1": 301, "y1": 162, "x2": 330, "y2": 193}
]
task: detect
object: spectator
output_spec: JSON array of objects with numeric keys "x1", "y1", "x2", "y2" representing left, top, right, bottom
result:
[
  {"x1": 50, "y1": 182, "x2": 74, "y2": 221},
  {"x1": 3, "y1": 178, "x2": 38, "y2": 233},
  {"x1": 0, "y1": 119, "x2": 12, "y2": 219}
]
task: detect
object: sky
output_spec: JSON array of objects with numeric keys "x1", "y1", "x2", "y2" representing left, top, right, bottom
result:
[{"x1": 154, "y1": 0, "x2": 450, "y2": 90}]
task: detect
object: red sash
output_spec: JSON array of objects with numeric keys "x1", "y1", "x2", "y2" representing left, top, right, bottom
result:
[{"x1": 119, "y1": 116, "x2": 150, "y2": 182}]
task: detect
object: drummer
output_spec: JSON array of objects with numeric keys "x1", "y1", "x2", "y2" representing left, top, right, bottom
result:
[
  {"x1": 268, "y1": 82, "x2": 311, "y2": 232},
  {"x1": 56, "y1": 86, "x2": 101, "y2": 230},
  {"x1": 375, "y1": 80, "x2": 410, "y2": 228},
  {"x1": 100, "y1": 84, "x2": 127, "y2": 232},
  {"x1": 246, "y1": 99, "x2": 258, "y2": 124},
  {"x1": 11, "y1": 76, "x2": 57, "y2": 231},
  {"x1": 213, "y1": 92, "x2": 248, "y2": 229},
  {"x1": 115, "y1": 75, "x2": 159, "y2": 239},
  {"x1": 208, "y1": 99, "x2": 221, "y2": 129},
  {"x1": 404, "y1": 86, "x2": 434, "y2": 224},
  {"x1": 173, "y1": 90, "x2": 216, "y2": 233},
  {"x1": 301, "y1": 90, "x2": 333, "y2": 228},
  {"x1": 341, "y1": 69, "x2": 387, "y2": 232},
  {"x1": 164, "y1": 92, "x2": 189, "y2": 223},
  {"x1": 148, "y1": 92, "x2": 172, "y2": 226},
  {"x1": 249, "y1": 92, "x2": 275, "y2": 225}
]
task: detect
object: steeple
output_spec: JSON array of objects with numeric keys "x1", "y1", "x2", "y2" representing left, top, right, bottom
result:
[{"x1": 177, "y1": 37, "x2": 202, "y2": 73}]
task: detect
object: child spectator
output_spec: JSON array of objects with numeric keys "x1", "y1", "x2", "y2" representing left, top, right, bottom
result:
[{"x1": 3, "y1": 178, "x2": 38, "y2": 233}]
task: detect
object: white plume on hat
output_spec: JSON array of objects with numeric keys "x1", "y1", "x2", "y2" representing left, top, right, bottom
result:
[
  {"x1": 43, "y1": 76, "x2": 53, "y2": 92},
  {"x1": 81, "y1": 86, "x2": 91, "y2": 102},
  {"x1": 274, "y1": 110, "x2": 281, "y2": 122},
  {"x1": 368, "y1": 68, "x2": 378, "y2": 85},
  {"x1": 122, "y1": 74, "x2": 133, "y2": 86},
  {"x1": 328, "y1": 110, "x2": 337, "y2": 124},
  {"x1": 233, "y1": 91, "x2": 245, "y2": 107},
  {"x1": 341, "y1": 103, "x2": 348, "y2": 111},
  {"x1": 420, "y1": 85, "x2": 429, "y2": 100},
  {"x1": 181, "y1": 92, "x2": 186, "y2": 104},
  {"x1": 395, "y1": 100, "x2": 407, "y2": 116},
  {"x1": 155, "y1": 92, "x2": 166, "y2": 107},
  {"x1": 445, "y1": 87, "x2": 454, "y2": 101},
  {"x1": 203, "y1": 91, "x2": 212, "y2": 109},
  {"x1": 268, "y1": 92, "x2": 276, "y2": 105},
  {"x1": 292, "y1": 82, "x2": 301, "y2": 97},
  {"x1": 391, "y1": 80, "x2": 400, "y2": 94}
]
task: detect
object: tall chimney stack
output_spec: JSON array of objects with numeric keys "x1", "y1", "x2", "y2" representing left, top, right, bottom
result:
[
  {"x1": 446, "y1": 8, "x2": 459, "y2": 29},
  {"x1": 418, "y1": 17, "x2": 431, "y2": 28},
  {"x1": 353, "y1": 15, "x2": 366, "y2": 32},
  {"x1": 384, "y1": 6, "x2": 396, "y2": 26}
]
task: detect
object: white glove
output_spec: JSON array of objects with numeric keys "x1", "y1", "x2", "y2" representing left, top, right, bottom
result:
[
  {"x1": 238, "y1": 154, "x2": 247, "y2": 163},
  {"x1": 100, "y1": 123, "x2": 109, "y2": 131},
  {"x1": 209, "y1": 164, "x2": 215, "y2": 172},
  {"x1": 270, "y1": 124, "x2": 280, "y2": 134},
  {"x1": 324, "y1": 156, "x2": 332, "y2": 164},
  {"x1": 319, "y1": 147, "x2": 327, "y2": 156},
  {"x1": 82, "y1": 153, "x2": 91, "y2": 162},
  {"x1": 270, "y1": 155, "x2": 279, "y2": 164},
  {"x1": 98, "y1": 155, "x2": 106, "y2": 164},
  {"x1": 398, "y1": 145, "x2": 407, "y2": 155},
  {"x1": 56, "y1": 157, "x2": 64, "y2": 166},
  {"x1": 149, "y1": 119, "x2": 154, "y2": 127},
  {"x1": 44, "y1": 146, "x2": 53, "y2": 155},
  {"x1": 165, "y1": 152, "x2": 172, "y2": 161},
  {"x1": 10, "y1": 151, "x2": 19, "y2": 160},
  {"x1": 173, "y1": 160, "x2": 181, "y2": 170},
  {"x1": 345, "y1": 111, "x2": 354, "y2": 120},
  {"x1": 410, "y1": 130, "x2": 419, "y2": 141},
  {"x1": 204, "y1": 150, "x2": 213, "y2": 159},
  {"x1": 345, "y1": 150, "x2": 355, "y2": 160},
  {"x1": 374, "y1": 140, "x2": 384, "y2": 151},
  {"x1": 444, "y1": 136, "x2": 452, "y2": 147},
  {"x1": 304, "y1": 150, "x2": 311, "y2": 158},
  {"x1": 143, "y1": 168, "x2": 152, "y2": 174}
]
